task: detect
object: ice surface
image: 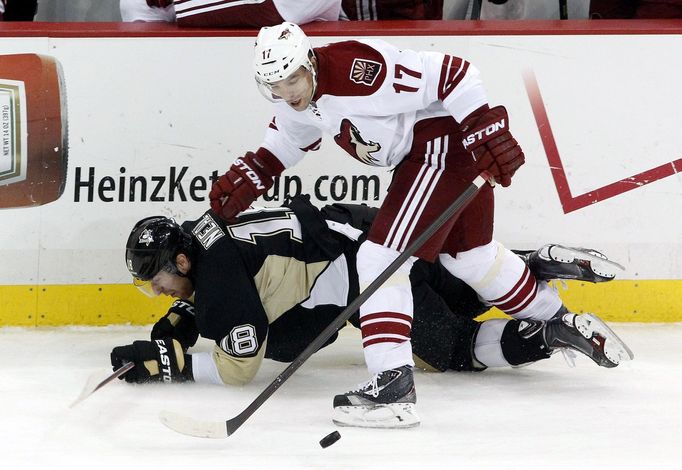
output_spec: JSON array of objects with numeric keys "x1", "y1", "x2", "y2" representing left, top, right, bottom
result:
[{"x1": 1, "y1": 324, "x2": 680, "y2": 469}]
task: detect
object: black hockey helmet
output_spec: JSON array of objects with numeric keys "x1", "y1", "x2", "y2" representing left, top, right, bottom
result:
[{"x1": 125, "y1": 216, "x2": 192, "y2": 288}]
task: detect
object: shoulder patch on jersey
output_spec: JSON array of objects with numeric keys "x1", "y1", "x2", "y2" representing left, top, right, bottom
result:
[
  {"x1": 192, "y1": 213, "x2": 226, "y2": 250},
  {"x1": 349, "y1": 58, "x2": 382, "y2": 86}
]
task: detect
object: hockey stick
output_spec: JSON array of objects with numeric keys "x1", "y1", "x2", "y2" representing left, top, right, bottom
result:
[
  {"x1": 69, "y1": 362, "x2": 134, "y2": 408},
  {"x1": 159, "y1": 173, "x2": 491, "y2": 438}
]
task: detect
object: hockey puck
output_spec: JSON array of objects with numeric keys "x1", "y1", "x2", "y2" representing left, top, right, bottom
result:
[{"x1": 319, "y1": 430, "x2": 341, "y2": 448}]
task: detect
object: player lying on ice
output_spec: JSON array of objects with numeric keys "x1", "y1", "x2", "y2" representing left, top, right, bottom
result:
[{"x1": 112, "y1": 196, "x2": 633, "y2": 428}]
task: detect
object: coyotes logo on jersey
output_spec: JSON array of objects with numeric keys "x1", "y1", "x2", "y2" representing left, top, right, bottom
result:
[
  {"x1": 350, "y1": 58, "x2": 382, "y2": 86},
  {"x1": 334, "y1": 118, "x2": 381, "y2": 166}
]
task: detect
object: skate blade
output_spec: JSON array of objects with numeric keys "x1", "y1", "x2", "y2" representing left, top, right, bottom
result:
[
  {"x1": 332, "y1": 403, "x2": 420, "y2": 429},
  {"x1": 579, "y1": 314, "x2": 635, "y2": 365},
  {"x1": 548, "y1": 245, "x2": 624, "y2": 279}
]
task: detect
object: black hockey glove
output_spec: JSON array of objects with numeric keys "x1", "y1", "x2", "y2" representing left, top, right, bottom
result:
[
  {"x1": 110, "y1": 338, "x2": 193, "y2": 384},
  {"x1": 151, "y1": 299, "x2": 199, "y2": 350}
]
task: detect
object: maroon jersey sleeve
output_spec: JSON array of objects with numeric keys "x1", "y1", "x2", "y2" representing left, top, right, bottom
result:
[{"x1": 312, "y1": 41, "x2": 388, "y2": 100}]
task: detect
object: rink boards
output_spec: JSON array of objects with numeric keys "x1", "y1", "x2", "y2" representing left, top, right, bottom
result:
[{"x1": 0, "y1": 21, "x2": 680, "y2": 325}]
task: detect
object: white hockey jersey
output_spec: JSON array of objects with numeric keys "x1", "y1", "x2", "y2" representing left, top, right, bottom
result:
[
  {"x1": 122, "y1": 0, "x2": 340, "y2": 25},
  {"x1": 260, "y1": 39, "x2": 489, "y2": 169},
  {"x1": 274, "y1": 0, "x2": 341, "y2": 24}
]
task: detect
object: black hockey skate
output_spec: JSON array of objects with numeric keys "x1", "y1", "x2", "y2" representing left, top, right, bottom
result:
[
  {"x1": 518, "y1": 244, "x2": 624, "y2": 283},
  {"x1": 332, "y1": 365, "x2": 419, "y2": 428},
  {"x1": 544, "y1": 311, "x2": 634, "y2": 367}
]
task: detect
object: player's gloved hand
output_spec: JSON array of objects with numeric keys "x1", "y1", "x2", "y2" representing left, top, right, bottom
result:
[
  {"x1": 461, "y1": 105, "x2": 525, "y2": 187},
  {"x1": 110, "y1": 338, "x2": 193, "y2": 384},
  {"x1": 209, "y1": 150, "x2": 284, "y2": 221},
  {"x1": 151, "y1": 299, "x2": 199, "y2": 350}
]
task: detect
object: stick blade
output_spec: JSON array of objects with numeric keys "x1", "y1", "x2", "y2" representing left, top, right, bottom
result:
[
  {"x1": 159, "y1": 410, "x2": 228, "y2": 439},
  {"x1": 69, "y1": 362, "x2": 134, "y2": 408},
  {"x1": 69, "y1": 373, "x2": 105, "y2": 408}
]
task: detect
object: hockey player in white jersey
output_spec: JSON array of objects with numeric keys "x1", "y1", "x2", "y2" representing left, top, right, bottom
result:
[
  {"x1": 120, "y1": 0, "x2": 341, "y2": 26},
  {"x1": 120, "y1": 0, "x2": 442, "y2": 25},
  {"x1": 208, "y1": 22, "x2": 624, "y2": 429}
]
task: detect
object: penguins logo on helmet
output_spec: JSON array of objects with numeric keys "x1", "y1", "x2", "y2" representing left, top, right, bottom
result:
[{"x1": 139, "y1": 228, "x2": 155, "y2": 247}]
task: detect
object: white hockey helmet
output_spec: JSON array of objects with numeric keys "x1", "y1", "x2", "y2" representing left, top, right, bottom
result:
[{"x1": 253, "y1": 22, "x2": 316, "y2": 101}]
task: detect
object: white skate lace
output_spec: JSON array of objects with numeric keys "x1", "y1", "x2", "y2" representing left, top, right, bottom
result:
[{"x1": 351, "y1": 373, "x2": 381, "y2": 398}]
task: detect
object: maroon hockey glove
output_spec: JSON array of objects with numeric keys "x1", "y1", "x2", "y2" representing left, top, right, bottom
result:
[
  {"x1": 209, "y1": 149, "x2": 284, "y2": 221},
  {"x1": 461, "y1": 105, "x2": 525, "y2": 187}
]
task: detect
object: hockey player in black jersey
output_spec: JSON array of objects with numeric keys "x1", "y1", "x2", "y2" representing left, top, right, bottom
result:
[{"x1": 111, "y1": 196, "x2": 633, "y2": 394}]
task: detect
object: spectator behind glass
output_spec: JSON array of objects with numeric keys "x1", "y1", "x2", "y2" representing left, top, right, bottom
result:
[
  {"x1": 591, "y1": 0, "x2": 682, "y2": 18},
  {"x1": 0, "y1": 0, "x2": 38, "y2": 20},
  {"x1": 341, "y1": 0, "x2": 443, "y2": 20},
  {"x1": 120, "y1": 0, "x2": 445, "y2": 25},
  {"x1": 477, "y1": 0, "x2": 590, "y2": 19}
]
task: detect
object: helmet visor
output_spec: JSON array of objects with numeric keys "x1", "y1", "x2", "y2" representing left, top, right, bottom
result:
[
  {"x1": 255, "y1": 78, "x2": 285, "y2": 103},
  {"x1": 255, "y1": 66, "x2": 316, "y2": 107},
  {"x1": 133, "y1": 276, "x2": 159, "y2": 298}
]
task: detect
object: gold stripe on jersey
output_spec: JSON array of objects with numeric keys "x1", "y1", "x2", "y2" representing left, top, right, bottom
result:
[{"x1": 254, "y1": 255, "x2": 330, "y2": 323}]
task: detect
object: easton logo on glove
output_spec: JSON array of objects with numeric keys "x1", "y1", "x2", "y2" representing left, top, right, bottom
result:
[
  {"x1": 155, "y1": 339, "x2": 174, "y2": 383},
  {"x1": 209, "y1": 149, "x2": 285, "y2": 221},
  {"x1": 461, "y1": 117, "x2": 507, "y2": 150},
  {"x1": 234, "y1": 157, "x2": 267, "y2": 191},
  {"x1": 459, "y1": 105, "x2": 525, "y2": 188}
]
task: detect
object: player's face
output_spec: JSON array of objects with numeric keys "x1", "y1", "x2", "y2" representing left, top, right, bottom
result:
[
  {"x1": 268, "y1": 67, "x2": 314, "y2": 111},
  {"x1": 148, "y1": 270, "x2": 194, "y2": 299}
]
